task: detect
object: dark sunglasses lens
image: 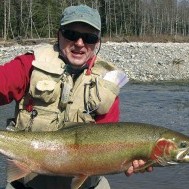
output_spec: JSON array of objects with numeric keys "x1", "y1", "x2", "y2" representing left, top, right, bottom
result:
[
  {"x1": 83, "y1": 34, "x2": 99, "y2": 44},
  {"x1": 62, "y1": 30, "x2": 98, "y2": 44},
  {"x1": 62, "y1": 30, "x2": 79, "y2": 41}
]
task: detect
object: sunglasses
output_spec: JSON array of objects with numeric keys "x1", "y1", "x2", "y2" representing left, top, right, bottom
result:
[{"x1": 61, "y1": 29, "x2": 99, "y2": 44}]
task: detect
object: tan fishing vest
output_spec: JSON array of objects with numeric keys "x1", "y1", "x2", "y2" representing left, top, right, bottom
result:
[{"x1": 14, "y1": 44, "x2": 120, "y2": 131}]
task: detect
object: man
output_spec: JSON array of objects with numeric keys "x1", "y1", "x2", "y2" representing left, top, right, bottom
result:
[{"x1": 0, "y1": 4, "x2": 152, "y2": 189}]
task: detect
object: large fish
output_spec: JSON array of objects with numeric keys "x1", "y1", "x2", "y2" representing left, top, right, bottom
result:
[{"x1": 0, "y1": 122, "x2": 189, "y2": 189}]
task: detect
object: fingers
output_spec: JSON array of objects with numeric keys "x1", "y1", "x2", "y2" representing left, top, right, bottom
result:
[
  {"x1": 125, "y1": 160, "x2": 153, "y2": 177},
  {"x1": 125, "y1": 164, "x2": 134, "y2": 177},
  {"x1": 125, "y1": 160, "x2": 143, "y2": 176}
]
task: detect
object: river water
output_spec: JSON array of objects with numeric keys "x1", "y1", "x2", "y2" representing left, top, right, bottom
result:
[{"x1": 0, "y1": 83, "x2": 189, "y2": 189}]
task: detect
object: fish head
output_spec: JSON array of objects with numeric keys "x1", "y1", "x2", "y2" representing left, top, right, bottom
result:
[
  {"x1": 173, "y1": 138, "x2": 189, "y2": 163},
  {"x1": 150, "y1": 130, "x2": 189, "y2": 166}
]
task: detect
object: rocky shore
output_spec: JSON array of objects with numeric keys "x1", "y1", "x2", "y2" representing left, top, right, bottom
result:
[{"x1": 0, "y1": 42, "x2": 189, "y2": 82}]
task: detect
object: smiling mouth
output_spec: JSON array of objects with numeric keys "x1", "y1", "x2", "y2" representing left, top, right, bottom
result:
[{"x1": 72, "y1": 50, "x2": 85, "y2": 55}]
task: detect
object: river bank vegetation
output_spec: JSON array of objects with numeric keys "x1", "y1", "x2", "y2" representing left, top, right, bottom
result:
[{"x1": 1, "y1": 0, "x2": 189, "y2": 43}]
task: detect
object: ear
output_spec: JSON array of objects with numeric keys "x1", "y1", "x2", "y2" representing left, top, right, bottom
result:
[
  {"x1": 58, "y1": 29, "x2": 64, "y2": 50},
  {"x1": 57, "y1": 29, "x2": 62, "y2": 41},
  {"x1": 95, "y1": 40, "x2": 100, "y2": 48},
  {"x1": 95, "y1": 39, "x2": 101, "y2": 55}
]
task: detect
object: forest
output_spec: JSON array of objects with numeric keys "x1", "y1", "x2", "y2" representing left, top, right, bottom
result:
[{"x1": 1, "y1": 0, "x2": 189, "y2": 42}]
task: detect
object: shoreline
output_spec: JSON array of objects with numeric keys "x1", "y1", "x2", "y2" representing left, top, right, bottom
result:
[
  {"x1": 1, "y1": 42, "x2": 189, "y2": 82},
  {"x1": 99, "y1": 42, "x2": 189, "y2": 82}
]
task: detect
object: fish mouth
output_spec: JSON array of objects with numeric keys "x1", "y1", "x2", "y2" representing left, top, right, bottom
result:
[{"x1": 176, "y1": 148, "x2": 189, "y2": 163}]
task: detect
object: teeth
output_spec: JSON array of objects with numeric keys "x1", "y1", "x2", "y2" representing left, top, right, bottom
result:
[{"x1": 72, "y1": 52, "x2": 83, "y2": 55}]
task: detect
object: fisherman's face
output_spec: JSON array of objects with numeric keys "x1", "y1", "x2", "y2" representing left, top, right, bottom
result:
[{"x1": 59, "y1": 22, "x2": 100, "y2": 68}]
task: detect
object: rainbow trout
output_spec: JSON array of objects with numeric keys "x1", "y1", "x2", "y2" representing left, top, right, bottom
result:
[{"x1": 0, "y1": 122, "x2": 189, "y2": 189}]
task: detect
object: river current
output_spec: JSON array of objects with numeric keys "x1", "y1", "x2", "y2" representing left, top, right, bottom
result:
[{"x1": 0, "y1": 83, "x2": 189, "y2": 189}]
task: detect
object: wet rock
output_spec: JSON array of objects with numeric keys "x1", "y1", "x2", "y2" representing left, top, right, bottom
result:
[{"x1": 0, "y1": 42, "x2": 189, "y2": 82}]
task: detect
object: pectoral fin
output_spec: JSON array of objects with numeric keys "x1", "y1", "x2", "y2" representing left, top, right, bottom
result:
[
  {"x1": 7, "y1": 159, "x2": 31, "y2": 183},
  {"x1": 71, "y1": 175, "x2": 88, "y2": 189}
]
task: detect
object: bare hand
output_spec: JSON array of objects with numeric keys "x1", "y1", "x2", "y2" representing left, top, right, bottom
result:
[{"x1": 125, "y1": 160, "x2": 153, "y2": 177}]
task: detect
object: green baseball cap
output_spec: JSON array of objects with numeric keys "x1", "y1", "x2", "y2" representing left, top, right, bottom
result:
[{"x1": 60, "y1": 5, "x2": 101, "y2": 31}]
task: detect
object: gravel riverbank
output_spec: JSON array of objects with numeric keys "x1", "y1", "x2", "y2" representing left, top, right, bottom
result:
[{"x1": 0, "y1": 42, "x2": 189, "y2": 82}]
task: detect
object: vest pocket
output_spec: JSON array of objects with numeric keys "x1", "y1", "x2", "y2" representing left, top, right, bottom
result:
[
  {"x1": 16, "y1": 107, "x2": 60, "y2": 131},
  {"x1": 29, "y1": 68, "x2": 62, "y2": 104}
]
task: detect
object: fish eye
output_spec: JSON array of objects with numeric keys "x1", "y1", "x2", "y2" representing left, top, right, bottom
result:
[{"x1": 180, "y1": 141, "x2": 187, "y2": 148}]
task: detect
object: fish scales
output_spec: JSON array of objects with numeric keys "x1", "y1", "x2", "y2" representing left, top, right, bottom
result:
[{"x1": 0, "y1": 122, "x2": 189, "y2": 189}]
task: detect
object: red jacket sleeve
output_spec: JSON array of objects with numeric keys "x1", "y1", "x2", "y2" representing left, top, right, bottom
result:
[
  {"x1": 0, "y1": 54, "x2": 34, "y2": 105},
  {"x1": 95, "y1": 97, "x2": 120, "y2": 123}
]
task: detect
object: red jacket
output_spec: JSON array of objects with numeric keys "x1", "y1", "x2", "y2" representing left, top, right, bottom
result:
[{"x1": 0, "y1": 54, "x2": 120, "y2": 123}]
